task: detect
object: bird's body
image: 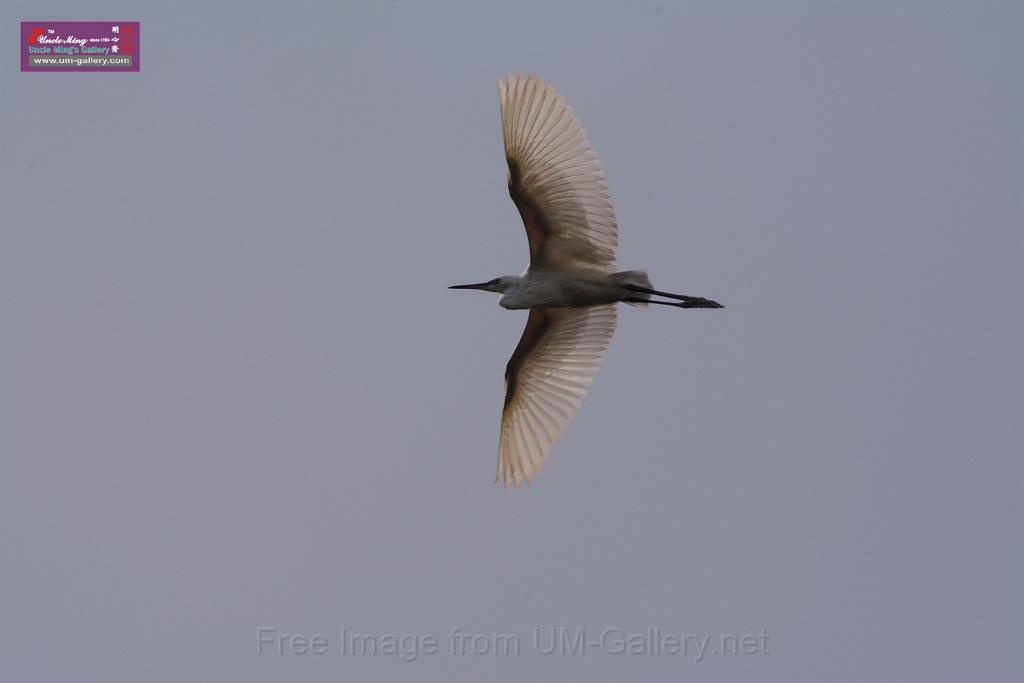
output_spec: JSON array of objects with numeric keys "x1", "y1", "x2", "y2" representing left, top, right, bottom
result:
[
  {"x1": 493, "y1": 268, "x2": 651, "y2": 310},
  {"x1": 451, "y1": 73, "x2": 721, "y2": 488}
]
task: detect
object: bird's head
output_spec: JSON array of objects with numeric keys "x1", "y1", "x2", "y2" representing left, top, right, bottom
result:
[{"x1": 448, "y1": 275, "x2": 518, "y2": 294}]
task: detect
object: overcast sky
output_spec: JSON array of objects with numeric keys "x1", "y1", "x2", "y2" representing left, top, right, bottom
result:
[{"x1": 2, "y1": 1, "x2": 1022, "y2": 681}]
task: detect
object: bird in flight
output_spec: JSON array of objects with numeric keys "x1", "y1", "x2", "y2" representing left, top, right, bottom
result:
[{"x1": 451, "y1": 73, "x2": 722, "y2": 488}]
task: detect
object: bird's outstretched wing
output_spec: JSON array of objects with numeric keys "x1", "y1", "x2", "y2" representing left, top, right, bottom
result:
[
  {"x1": 498, "y1": 73, "x2": 619, "y2": 269},
  {"x1": 499, "y1": 305, "x2": 617, "y2": 488}
]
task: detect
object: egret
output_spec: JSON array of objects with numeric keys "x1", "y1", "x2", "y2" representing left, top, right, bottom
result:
[{"x1": 451, "y1": 73, "x2": 722, "y2": 488}]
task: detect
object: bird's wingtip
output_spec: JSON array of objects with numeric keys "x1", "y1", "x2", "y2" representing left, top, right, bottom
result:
[{"x1": 495, "y1": 468, "x2": 533, "y2": 491}]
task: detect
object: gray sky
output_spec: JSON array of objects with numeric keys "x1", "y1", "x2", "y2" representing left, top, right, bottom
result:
[{"x1": 3, "y1": 1, "x2": 1022, "y2": 681}]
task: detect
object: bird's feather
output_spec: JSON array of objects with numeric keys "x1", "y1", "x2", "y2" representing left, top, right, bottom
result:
[
  {"x1": 499, "y1": 305, "x2": 617, "y2": 488},
  {"x1": 498, "y1": 73, "x2": 619, "y2": 269}
]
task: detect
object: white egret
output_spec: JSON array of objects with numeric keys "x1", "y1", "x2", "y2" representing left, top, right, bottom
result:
[{"x1": 451, "y1": 73, "x2": 722, "y2": 488}]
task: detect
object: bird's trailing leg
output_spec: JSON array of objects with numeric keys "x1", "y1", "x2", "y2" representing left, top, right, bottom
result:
[
  {"x1": 623, "y1": 285, "x2": 723, "y2": 309},
  {"x1": 620, "y1": 296, "x2": 722, "y2": 309}
]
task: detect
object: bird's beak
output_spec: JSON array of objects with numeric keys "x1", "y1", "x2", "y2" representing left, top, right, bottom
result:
[{"x1": 448, "y1": 281, "x2": 492, "y2": 290}]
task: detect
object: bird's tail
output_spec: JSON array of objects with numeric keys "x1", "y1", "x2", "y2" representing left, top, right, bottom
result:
[{"x1": 611, "y1": 270, "x2": 654, "y2": 307}]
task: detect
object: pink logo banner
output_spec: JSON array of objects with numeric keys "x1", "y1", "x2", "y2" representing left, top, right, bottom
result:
[{"x1": 22, "y1": 21, "x2": 139, "y2": 72}]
